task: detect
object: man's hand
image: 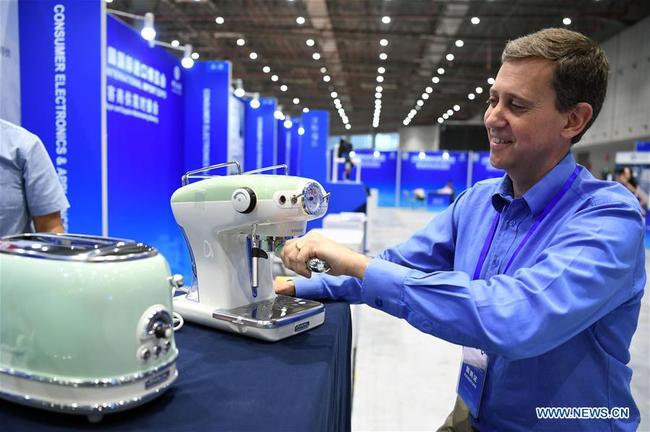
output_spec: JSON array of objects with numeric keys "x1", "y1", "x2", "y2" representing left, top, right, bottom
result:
[
  {"x1": 274, "y1": 278, "x2": 296, "y2": 296},
  {"x1": 280, "y1": 231, "x2": 371, "y2": 279}
]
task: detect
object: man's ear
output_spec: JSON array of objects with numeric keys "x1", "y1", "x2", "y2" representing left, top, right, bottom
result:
[{"x1": 561, "y1": 102, "x2": 593, "y2": 141}]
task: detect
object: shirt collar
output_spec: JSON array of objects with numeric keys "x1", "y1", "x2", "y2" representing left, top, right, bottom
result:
[{"x1": 491, "y1": 152, "x2": 576, "y2": 216}]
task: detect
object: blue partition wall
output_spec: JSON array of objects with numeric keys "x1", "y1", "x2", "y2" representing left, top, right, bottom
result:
[
  {"x1": 350, "y1": 150, "x2": 398, "y2": 207},
  {"x1": 19, "y1": 0, "x2": 104, "y2": 234},
  {"x1": 470, "y1": 151, "x2": 504, "y2": 185},
  {"x1": 399, "y1": 151, "x2": 468, "y2": 210},
  {"x1": 106, "y1": 16, "x2": 190, "y2": 278}
]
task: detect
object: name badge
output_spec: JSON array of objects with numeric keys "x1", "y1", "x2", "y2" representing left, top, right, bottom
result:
[{"x1": 457, "y1": 346, "x2": 488, "y2": 418}]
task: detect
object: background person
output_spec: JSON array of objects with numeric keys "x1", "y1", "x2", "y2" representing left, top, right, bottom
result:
[
  {"x1": 337, "y1": 138, "x2": 354, "y2": 180},
  {"x1": 0, "y1": 119, "x2": 69, "y2": 236},
  {"x1": 277, "y1": 28, "x2": 644, "y2": 431}
]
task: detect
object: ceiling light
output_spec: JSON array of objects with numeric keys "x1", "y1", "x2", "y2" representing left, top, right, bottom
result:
[
  {"x1": 271, "y1": 74, "x2": 279, "y2": 82},
  {"x1": 416, "y1": 100, "x2": 424, "y2": 107},
  {"x1": 471, "y1": 17, "x2": 480, "y2": 25},
  {"x1": 377, "y1": 66, "x2": 386, "y2": 74},
  {"x1": 345, "y1": 124, "x2": 351, "y2": 130},
  {"x1": 303, "y1": 107, "x2": 309, "y2": 113},
  {"x1": 563, "y1": 17, "x2": 572, "y2": 25},
  {"x1": 250, "y1": 94, "x2": 261, "y2": 109},
  {"x1": 437, "y1": 68, "x2": 445, "y2": 75},
  {"x1": 376, "y1": 85, "x2": 383, "y2": 92},
  {"x1": 422, "y1": 93, "x2": 429, "y2": 100},
  {"x1": 447, "y1": 109, "x2": 453, "y2": 116},
  {"x1": 233, "y1": 79, "x2": 245, "y2": 97},
  {"x1": 140, "y1": 13, "x2": 156, "y2": 41},
  {"x1": 455, "y1": 40, "x2": 464, "y2": 47},
  {"x1": 171, "y1": 40, "x2": 180, "y2": 47},
  {"x1": 453, "y1": 105, "x2": 460, "y2": 111},
  {"x1": 418, "y1": 152, "x2": 426, "y2": 159},
  {"x1": 191, "y1": 52, "x2": 199, "y2": 60},
  {"x1": 432, "y1": 76, "x2": 440, "y2": 84},
  {"x1": 437, "y1": 118, "x2": 444, "y2": 124},
  {"x1": 249, "y1": 52, "x2": 258, "y2": 60},
  {"x1": 446, "y1": 53, "x2": 454, "y2": 61},
  {"x1": 306, "y1": 38, "x2": 315, "y2": 46},
  {"x1": 320, "y1": 67, "x2": 327, "y2": 73},
  {"x1": 323, "y1": 75, "x2": 331, "y2": 82},
  {"x1": 181, "y1": 44, "x2": 194, "y2": 68},
  {"x1": 376, "y1": 76, "x2": 384, "y2": 83},
  {"x1": 487, "y1": 77, "x2": 495, "y2": 85},
  {"x1": 468, "y1": 93, "x2": 476, "y2": 100},
  {"x1": 280, "y1": 84, "x2": 288, "y2": 92},
  {"x1": 296, "y1": 16, "x2": 306, "y2": 25},
  {"x1": 274, "y1": 106, "x2": 284, "y2": 120},
  {"x1": 443, "y1": 113, "x2": 449, "y2": 119},
  {"x1": 312, "y1": 52, "x2": 321, "y2": 60},
  {"x1": 331, "y1": 91, "x2": 338, "y2": 98},
  {"x1": 425, "y1": 86, "x2": 433, "y2": 93},
  {"x1": 293, "y1": 98, "x2": 300, "y2": 104},
  {"x1": 334, "y1": 98, "x2": 341, "y2": 105},
  {"x1": 380, "y1": 39, "x2": 389, "y2": 47},
  {"x1": 262, "y1": 66, "x2": 271, "y2": 73},
  {"x1": 236, "y1": 38, "x2": 245, "y2": 46},
  {"x1": 284, "y1": 118, "x2": 293, "y2": 129},
  {"x1": 215, "y1": 16, "x2": 225, "y2": 25},
  {"x1": 298, "y1": 126, "x2": 305, "y2": 135},
  {"x1": 475, "y1": 87, "x2": 483, "y2": 94},
  {"x1": 415, "y1": 105, "x2": 421, "y2": 111},
  {"x1": 379, "y1": 53, "x2": 388, "y2": 60},
  {"x1": 381, "y1": 16, "x2": 391, "y2": 24},
  {"x1": 375, "y1": 92, "x2": 382, "y2": 98}
]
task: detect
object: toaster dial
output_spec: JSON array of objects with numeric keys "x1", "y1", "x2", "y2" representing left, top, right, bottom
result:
[{"x1": 137, "y1": 305, "x2": 174, "y2": 362}]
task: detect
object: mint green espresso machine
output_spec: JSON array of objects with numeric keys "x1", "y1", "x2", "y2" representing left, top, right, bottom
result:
[
  {"x1": 170, "y1": 162, "x2": 330, "y2": 341},
  {"x1": 0, "y1": 234, "x2": 180, "y2": 422}
]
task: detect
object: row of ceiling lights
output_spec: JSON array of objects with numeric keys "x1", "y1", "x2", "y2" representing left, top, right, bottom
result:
[
  {"x1": 403, "y1": 14, "x2": 575, "y2": 128},
  {"x1": 372, "y1": 11, "x2": 392, "y2": 130}
]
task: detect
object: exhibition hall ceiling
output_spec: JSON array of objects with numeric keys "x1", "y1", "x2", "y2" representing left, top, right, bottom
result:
[{"x1": 110, "y1": 0, "x2": 650, "y2": 135}]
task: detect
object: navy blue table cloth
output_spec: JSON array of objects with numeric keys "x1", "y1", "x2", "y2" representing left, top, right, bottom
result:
[{"x1": 0, "y1": 302, "x2": 352, "y2": 431}]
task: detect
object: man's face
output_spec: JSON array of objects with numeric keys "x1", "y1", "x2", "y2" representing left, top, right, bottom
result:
[{"x1": 484, "y1": 58, "x2": 570, "y2": 185}]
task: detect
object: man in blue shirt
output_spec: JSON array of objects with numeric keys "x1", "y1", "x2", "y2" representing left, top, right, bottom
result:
[
  {"x1": 0, "y1": 119, "x2": 70, "y2": 236},
  {"x1": 277, "y1": 28, "x2": 645, "y2": 431}
]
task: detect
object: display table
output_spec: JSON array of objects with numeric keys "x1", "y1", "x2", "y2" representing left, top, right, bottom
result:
[{"x1": 0, "y1": 302, "x2": 352, "y2": 432}]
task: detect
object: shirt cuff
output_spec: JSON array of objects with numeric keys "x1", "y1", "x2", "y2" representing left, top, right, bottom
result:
[
  {"x1": 361, "y1": 258, "x2": 410, "y2": 318},
  {"x1": 294, "y1": 276, "x2": 325, "y2": 299}
]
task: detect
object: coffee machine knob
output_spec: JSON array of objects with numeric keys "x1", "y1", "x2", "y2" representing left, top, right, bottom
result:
[{"x1": 232, "y1": 187, "x2": 257, "y2": 213}]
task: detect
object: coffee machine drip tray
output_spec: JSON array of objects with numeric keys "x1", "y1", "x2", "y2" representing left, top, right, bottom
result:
[{"x1": 211, "y1": 295, "x2": 325, "y2": 341}]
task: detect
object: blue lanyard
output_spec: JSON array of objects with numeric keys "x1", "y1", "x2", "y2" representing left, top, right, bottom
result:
[{"x1": 473, "y1": 166, "x2": 581, "y2": 279}]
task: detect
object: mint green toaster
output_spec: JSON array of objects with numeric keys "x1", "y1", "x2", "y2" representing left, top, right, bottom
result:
[{"x1": 0, "y1": 234, "x2": 179, "y2": 422}]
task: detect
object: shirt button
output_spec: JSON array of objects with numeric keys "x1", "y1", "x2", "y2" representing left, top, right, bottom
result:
[
  {"x1": 375, "y1": 297, "x2": 383, "y2": 307},
  {"x1": 509, "y1": 220, "x2": 517, "y2": 227}
]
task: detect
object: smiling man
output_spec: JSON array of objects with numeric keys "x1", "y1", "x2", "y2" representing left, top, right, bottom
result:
[{"x1": 277, "y1": 28, "x2": 644, "y2": 431}]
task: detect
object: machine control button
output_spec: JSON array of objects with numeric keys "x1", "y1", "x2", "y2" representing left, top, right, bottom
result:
[
  {"x1": 164, "y1": 341, "x2": 172, "y2": 352},
  {"x1": 140, "y1": 348, "x2": 151, "y2": 361},
  {"x1": 153, "y1": 345, "x2": 162, "y2": 356},
  {"x1": 232, "y1": 187, "x2": 257, "y2": 213}
]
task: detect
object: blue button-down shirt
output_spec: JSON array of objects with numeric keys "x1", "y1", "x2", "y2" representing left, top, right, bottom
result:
[{"x1": 296, "y1": 153, "x2": 645, "y2": 431}]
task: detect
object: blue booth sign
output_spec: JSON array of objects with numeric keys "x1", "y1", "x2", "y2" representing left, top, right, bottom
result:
[
  {"x1": 106, "y1": 16, "x2": 190, "y2": 278},
  {"x1": 19, "y1": 0, "x2": 104, "y2": 234},
  {"x1": 244, "y1": 97, "x2": 277, "y2": 171},
  {"x1": 184, "y1": 60, "x2": 231, "y2": 172},
  {"x1": 352, "y1": 150, "x2": 398, "y2": 207},
  {"x1": 299, "y1": 110, "x2": 329, "y2": 184}
]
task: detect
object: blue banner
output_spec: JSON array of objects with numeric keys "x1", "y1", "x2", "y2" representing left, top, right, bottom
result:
[
  {"x1": 19, "y1": 0, "x2": 103, "y2": 234},
  {"x1": 244, "y1": 97, "x2": 277, "y2": 171},
  {"x1": 470, "y1": 151, "x2": 504, "y2": 185},
  {"x1": 184, "y1": 60, "x2": 231, "y2": 172},
  {"x1": 277, "y1": 117, "x2": 303, "y2": 175},
  {"x1": 399, "y1": 151, "x2": 468, "y2": 211},
  {"x1": 299, "y1": 110, "x2": 329, "y2": 184},
  {"x1": 350, "y1": 150, "x2": 398, "y2": 207},
  {"x1": 106, "y1": 16, "x2": 190, "y2": 278}
]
